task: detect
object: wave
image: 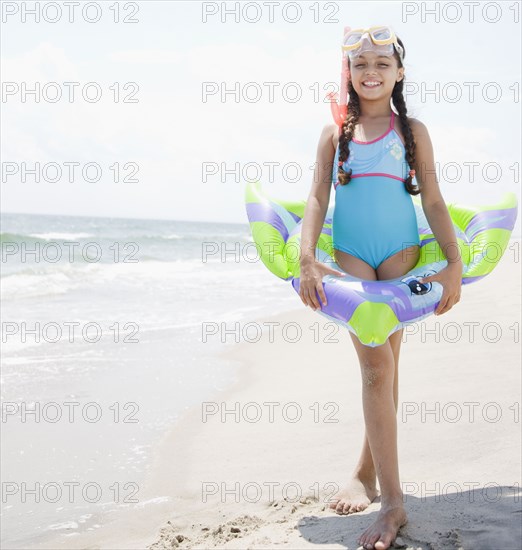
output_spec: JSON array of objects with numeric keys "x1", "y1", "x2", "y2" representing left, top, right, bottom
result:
[
  {"x1": 0, "y1": 232, "x2": 44, "y2": 244},
  {"x1": 122, "y1": 233, "x2": 252, "y2": 242},
  {"x1": 0, "y1": 231, "x2": 96, "y2": 244},
  {"x1": 0, "y1": 257, "x2": 281, "y2": 302},
  {"x1": 29, "y1": 232, "x2": 95, "y2": 240},
  {"x1": 0, "y1": 231, "x2": 252, "y2": 244}
]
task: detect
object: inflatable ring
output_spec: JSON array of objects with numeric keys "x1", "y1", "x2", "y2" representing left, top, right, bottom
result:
[{"x1": 244, "y1": 180, "x2": 518, "y2": 347}]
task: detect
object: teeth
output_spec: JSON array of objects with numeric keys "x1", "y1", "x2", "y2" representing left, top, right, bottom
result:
[{"x1": 363, "y1": 81, "x2": 381, "y2": 87}]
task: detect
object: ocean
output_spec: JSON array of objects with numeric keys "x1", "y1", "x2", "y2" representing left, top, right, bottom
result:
[{"x1": 0, "y1": 212, "x2": 298, "y2": 547}]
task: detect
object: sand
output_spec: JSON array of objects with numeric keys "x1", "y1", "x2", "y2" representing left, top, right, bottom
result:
[{"x1": 141, "y1": 242, "x2": 521, "y2": 550}]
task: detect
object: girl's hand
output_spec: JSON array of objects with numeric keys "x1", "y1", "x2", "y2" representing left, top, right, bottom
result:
[
  {"x1": 299, "y1": 259, "x2": 346, "y2": 310},
  {"x1": 418, "y1": 262, "x2": 463, "y2": 316}
]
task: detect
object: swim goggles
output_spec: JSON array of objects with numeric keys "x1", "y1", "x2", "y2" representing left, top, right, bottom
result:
[{"x1": 342, "y1": 26, "x2": 404, "y2": 61}]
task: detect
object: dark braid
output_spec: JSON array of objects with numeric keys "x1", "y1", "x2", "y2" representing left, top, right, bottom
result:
[
  {"x1": 336, "y1": 37, "x2": 420, "y2": 196},
  {"x1": 336, "y1": 83, "x2": 360, "y2": 186}
]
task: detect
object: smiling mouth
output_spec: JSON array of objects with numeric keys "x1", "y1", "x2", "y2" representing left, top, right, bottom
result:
[{"x1": 362, "y1": 81, "x2": 382, "y2": 88}]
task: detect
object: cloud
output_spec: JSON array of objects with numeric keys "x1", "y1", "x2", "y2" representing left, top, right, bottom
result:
[
  {"x1": 108, "y1": 49, "x2": 183, "y2": 64},
  {"x1": 1, "y1": 41, "x2": 78, "y2": 82}
]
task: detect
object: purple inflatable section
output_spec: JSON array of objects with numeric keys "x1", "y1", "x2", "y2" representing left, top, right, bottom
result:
[{"x1": 292, "y1": 273, "x2": 439, "y2": 325}]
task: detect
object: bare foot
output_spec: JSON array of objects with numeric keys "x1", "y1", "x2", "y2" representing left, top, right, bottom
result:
[
  {"x1": 357, "y1": 504, "x2": 408, "y2": 550},
  {"x1": 328, "y1": 475, "x2": 379, "y2": 515}
]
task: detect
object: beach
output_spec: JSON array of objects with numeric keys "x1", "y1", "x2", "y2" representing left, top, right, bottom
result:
[
  {"x1": 88, "y1": 240, "x2": 521, "y2": 549},
  {"x1": 2, "y1": 228, "x2": 521, "y2": 549},
  {"x1": 3, "y1": 3, "x2": 522, "y2": 548}
]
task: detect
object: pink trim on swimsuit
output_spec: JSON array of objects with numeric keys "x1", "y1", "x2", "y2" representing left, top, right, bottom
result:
[
  {"x1": 351, "y1": 172, "x2": 406, "y2": 183},
  {"x1": 352, "y1": 111, "x2": 396, "y2": 144},
  {"x1": 334, "y1": 172, "x2": 406, "y2": 189}
]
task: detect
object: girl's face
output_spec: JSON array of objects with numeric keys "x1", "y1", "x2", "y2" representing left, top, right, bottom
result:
[{"x1": 349, "y1": 51, "x2": 404, "y2": 99}]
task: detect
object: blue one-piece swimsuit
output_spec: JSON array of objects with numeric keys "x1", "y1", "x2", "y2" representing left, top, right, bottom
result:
[{"x1": 331, "y1": 110, "x2": 421, "y2": 270}]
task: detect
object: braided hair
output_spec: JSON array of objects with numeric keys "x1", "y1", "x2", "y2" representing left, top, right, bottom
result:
[{"x1": 336, "y1": 37, "x2": 420, "y2": 196}]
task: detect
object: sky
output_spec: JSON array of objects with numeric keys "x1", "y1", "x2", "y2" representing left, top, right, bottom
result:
[{"x1": 1, "y1": 1, "x2": 521, "y2": 235}]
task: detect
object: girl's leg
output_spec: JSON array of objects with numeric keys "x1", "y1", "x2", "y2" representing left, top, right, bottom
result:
[
  {"x1": 328, "y1": 249, "x2": 405, "y2": 516},
  {"x1": 354, "y1": 249, "x2": 418, "y2": 549},
  {"x1": 330, "y1": 328, "x2": 403, "y2": 515},
  {"x1": 353, "y1": 336, "x2": 407, "y2": 550},
  {"x1": 328, "y1": 250, "x2": 380, "y2": 514}
]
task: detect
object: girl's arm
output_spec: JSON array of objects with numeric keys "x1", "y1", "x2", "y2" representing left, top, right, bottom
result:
[
  {"x1": 298, "y1": 123, "x2": 345, "y2": 311},
  {"x1": 300, "y1": 123, "x2": 337, "y2": 264},
  {"x1": 410, "y1": 119, "x2": 462, "y2": 315}
]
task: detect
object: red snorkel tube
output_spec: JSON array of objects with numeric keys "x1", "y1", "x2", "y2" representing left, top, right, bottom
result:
[{"x1": 327, "y1": 26, "x2": 350, "y2": 135}]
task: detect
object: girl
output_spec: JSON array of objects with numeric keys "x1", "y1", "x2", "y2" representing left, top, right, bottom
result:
[{"x1": 298, "y1": 27, "x2": 463, "y2": 550}]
